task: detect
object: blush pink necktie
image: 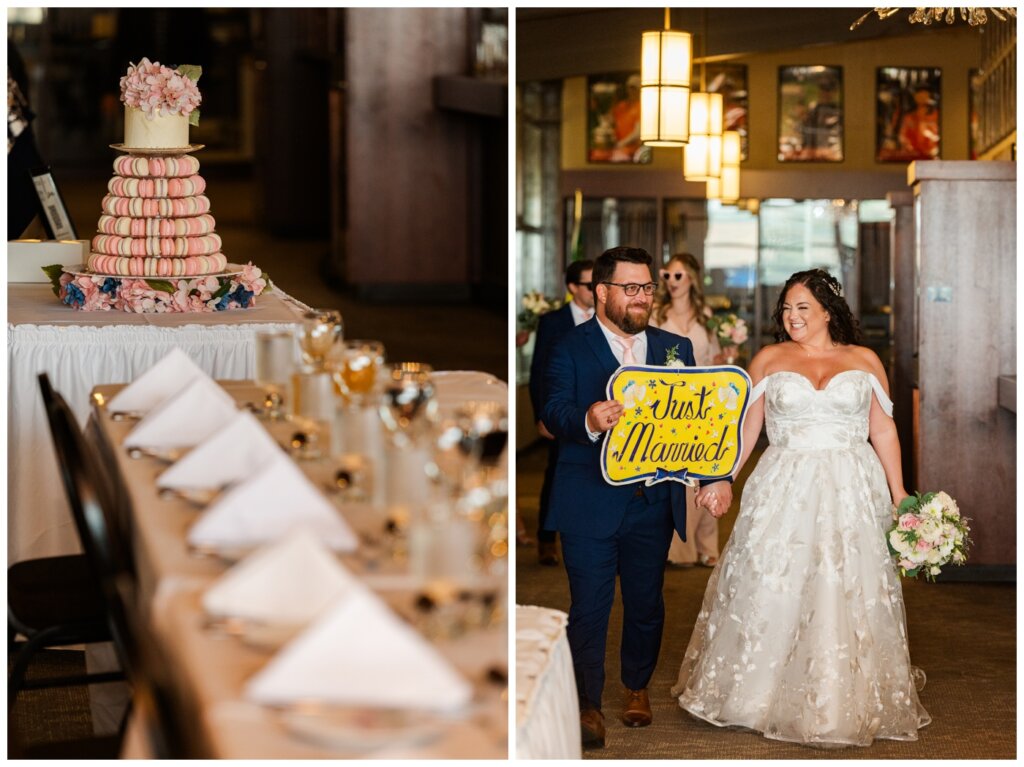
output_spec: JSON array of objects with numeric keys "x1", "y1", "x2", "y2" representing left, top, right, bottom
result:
[{"x1": 616, "y1": 336, "x2": 637, "y2": 365}]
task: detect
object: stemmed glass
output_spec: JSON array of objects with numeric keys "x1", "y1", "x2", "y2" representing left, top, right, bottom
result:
[
  {"x1": 254, "y1": 330, "x2": 297, "y2": 420},
  {"x1": 378, "y1": 362, "x2": 437, "y2": 443},
  {"x1": 300, "y1": 309, "x2": 343, "y2": 369},
  {"x1": 332, "y1": 340, "x2": 386, "y2": 404}
]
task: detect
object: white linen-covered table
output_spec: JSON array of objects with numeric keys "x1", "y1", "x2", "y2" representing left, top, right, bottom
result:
[
  {"x1": 516, "y1": 605, "x2": 581, "y2": 760},
  {"x1": 7, "y1": 283, "x2": 307, "y2": 563},
  {"x1": 89, "y1": 375, "x2": 507, "y2": 758}
]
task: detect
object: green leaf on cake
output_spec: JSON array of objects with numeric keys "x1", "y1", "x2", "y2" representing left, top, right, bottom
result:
[
  {"x1": 42, "y1": 264, "x2": 64, "y2": 297},
  {"x1": 211, "y1": 282, "x2": 231, "y2": 299},
  {"x1": 144, "y1": 279, "x2": 176, "y2": 294},
  {"x1": 176, "y1": 65, "x2": 202, "y2": 84},
  {"x1": 188, "y1": 108, "x2": 201, "y2": 127}
]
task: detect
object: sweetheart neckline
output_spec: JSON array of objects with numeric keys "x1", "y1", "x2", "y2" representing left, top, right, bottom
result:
[{"x1": 762, "y1": 369, "x2": 881, "y2": 393}]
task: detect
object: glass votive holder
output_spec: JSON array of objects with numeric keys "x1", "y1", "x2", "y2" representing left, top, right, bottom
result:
[{"x1": 290, "y1": 369, "x2": 337, "y2": 460}]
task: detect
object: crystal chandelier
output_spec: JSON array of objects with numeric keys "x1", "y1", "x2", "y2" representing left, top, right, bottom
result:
[{"x1": 851, "y1": 7, "x2": 1016, "y2": 30}]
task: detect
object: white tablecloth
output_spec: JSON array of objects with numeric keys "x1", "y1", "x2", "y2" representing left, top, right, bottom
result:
[
  {"x1": 516, "y1": 605, "x2": 581, "y2": 760},
  {"x1": 7, "y1": 283, "x2": 309, "y2": 563}
]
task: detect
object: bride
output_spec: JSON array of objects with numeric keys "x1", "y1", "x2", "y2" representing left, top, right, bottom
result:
[{"x1": 677, "y1": 269, "x2": 931, "y2": 747}]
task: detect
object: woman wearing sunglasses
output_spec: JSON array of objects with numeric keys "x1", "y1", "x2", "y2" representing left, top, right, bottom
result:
[{"x1": 650, "y1": 252, "x2": 724, "y2": 569}]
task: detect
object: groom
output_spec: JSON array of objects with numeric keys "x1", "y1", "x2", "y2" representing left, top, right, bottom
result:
[{"x1": 541, "y1": 246, "x2": 732, "y2": 748}]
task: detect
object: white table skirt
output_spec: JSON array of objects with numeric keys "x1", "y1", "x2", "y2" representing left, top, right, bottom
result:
[
  {"x1": 516, "y1": 605, "x2": 581, "y2": 760},
  {"x1": 7, "y1": 284, "x2": 309, "y2": 563}
]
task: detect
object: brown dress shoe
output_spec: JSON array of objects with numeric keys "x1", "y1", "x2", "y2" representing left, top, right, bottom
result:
[
  {"x1": 538, "y1": 540, "x2": 560, "y2": 566},
  {"x1": 580, "y1": 707, "x2": 606, "y2": 748},
  {"x1": 622, "y1": 687, "x2": 652, "y2": 727}
]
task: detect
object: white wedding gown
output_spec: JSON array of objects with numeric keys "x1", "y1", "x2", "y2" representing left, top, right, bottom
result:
[{"x1": 672, "y1": 370, "x2": 931, "y2": 747}]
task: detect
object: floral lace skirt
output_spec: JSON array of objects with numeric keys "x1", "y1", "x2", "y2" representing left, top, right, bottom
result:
[{"x1": 671, "y1": 443, "x2": 931, "y2": 747}]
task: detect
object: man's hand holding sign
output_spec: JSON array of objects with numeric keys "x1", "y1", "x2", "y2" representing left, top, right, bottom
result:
[{"x1": 600, "y1": 364, "x2": 751, "y2": 518}]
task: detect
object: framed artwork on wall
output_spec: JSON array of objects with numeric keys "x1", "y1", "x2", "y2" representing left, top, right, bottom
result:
[
  {"x1": 968, "y1": 68, "x2": 981, "y2": 160},
  {"x1": 777, "y1": 65, "x2": 843, "y2": 162},
  {"x1": 704, "y1": 63, "x2": 749, "y2": 161},
  {"x1": 586, "y1": 72, "x2": 652, "y2": 164},
  {"x1": 876, "y1": 66, "x2": 942, "y2": 162}
]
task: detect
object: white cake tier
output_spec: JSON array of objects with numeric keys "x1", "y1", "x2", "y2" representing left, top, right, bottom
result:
[{"x1": 124, "y1": 106, "x2": 189, "y2": 150}]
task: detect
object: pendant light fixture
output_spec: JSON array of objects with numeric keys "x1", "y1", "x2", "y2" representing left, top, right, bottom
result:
[
  {"x1": 684, "y1": 10, "x2": 724, "y2": 181},
  {"x1": 708, "y1": 130, "x2": 742, "y2": 203},
  {"x1": 640, "y1": 8, "x2": 692, "y2": 146}
]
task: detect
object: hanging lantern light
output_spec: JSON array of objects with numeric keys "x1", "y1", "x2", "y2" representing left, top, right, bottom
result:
[
  {"x1": 706, "y1": 131, "x2": 741, "y2": 203},
  {"x1": 684, "y1": 92, "x2": 724, "y2": 181},
  {"x1": 640, "y1": 10, "x2": 692, "y2": 146}
]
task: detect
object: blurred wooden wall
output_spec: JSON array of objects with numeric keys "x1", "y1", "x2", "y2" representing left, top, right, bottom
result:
[{"x1": 910, "y1": 161, "x2": 1016, "y2": 574}]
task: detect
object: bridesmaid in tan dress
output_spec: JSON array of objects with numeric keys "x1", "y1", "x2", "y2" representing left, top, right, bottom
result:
[{"x1": 650, "y1": 253, "x2": 725, "y2": 567}]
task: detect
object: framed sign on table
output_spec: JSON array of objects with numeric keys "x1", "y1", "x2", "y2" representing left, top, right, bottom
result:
[
  {"x1": 777, "y1": 65, "x2": 843, "y2": 162},
  {"x1": 586, "y1": 72, "x2": 652, "y2": 164},
  {"x1": 876, "y1": 66, "x2": 942, "y2": 162},
  {"x1": 30, "y1": 166, "x2": 77, "y2": 240}
]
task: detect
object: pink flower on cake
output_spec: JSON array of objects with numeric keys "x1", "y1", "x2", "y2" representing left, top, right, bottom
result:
[
  {"x1": 239, "y1": 262, "x2": 267, "y2": 294},
  {"x1": 120, "y1": 58, "x2": 201, "y2": 119}
]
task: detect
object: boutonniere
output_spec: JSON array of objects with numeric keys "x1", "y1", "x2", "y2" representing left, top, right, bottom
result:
[{"x1": 663, "y1": 344, "x2": 686, "y2": 368}]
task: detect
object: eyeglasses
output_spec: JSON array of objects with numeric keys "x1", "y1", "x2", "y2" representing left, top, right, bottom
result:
[
  {"x1": 575, "y1": 281, "x2": 593, "y2": 290},
  {"x1": 660, "y1": 271, "x2": 685, "y2": 282},
  {"x1": 601, "y1": 281, "x2": 657, "y2": 296}
]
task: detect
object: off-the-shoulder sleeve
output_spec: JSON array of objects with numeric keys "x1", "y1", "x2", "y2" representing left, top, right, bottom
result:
[
  {"x1": 749, "y1": 377, "x2": 768, "y2": 403},
  {"x1": 868, "y1": 374, "x2": 894, "y2": 417}
]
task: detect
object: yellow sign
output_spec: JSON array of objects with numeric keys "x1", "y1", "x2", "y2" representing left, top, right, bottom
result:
[{"x1": 601, "y1": 365, "x2": 752, "y2": 487}]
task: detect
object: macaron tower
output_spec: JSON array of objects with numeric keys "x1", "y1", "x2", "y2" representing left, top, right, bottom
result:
[{"x1": 88, "y1": 58, "x2": 227, "y2": 278}]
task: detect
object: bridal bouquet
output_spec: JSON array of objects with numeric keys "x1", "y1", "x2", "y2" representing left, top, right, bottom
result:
[
  {"x1": 886, "y1": 491, "x2": 970, "y2": 581},
  {"x1": 706, "y1": 312, "x2": 748, "y2": 349}
]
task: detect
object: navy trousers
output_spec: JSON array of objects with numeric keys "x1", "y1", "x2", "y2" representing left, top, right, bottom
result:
[
  {"x1": 536, "y1": 439, "x2": 559, "y2": 543},
  {"x1": 559, "y1": 492, "x2": 675, "y2": 712}
]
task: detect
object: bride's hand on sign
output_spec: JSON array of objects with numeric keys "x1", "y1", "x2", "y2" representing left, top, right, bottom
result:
[{"x1": 587, "y1": 400, "x2": 624, "y2": 433}]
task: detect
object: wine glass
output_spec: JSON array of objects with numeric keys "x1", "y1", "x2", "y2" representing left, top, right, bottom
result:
[
  {"x1": 300, "y1": 309, "x2": 343, "y2": 369},
  {"x1": 378, "y1": 362, "x2": 437, "y2": 441},
  {"x1": 254, "y1": 330, "x2": 296, "y2": 420},
  {"x1": 427, "y1": 401, "x2": 508, "y2": 499},
  {"x1": 332, "y1": 339, "x2": 386, "y2": 403}
]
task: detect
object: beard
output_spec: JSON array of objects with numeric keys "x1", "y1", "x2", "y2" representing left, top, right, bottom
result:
[{"x1": 606, "y1": 299, "x2": 652, "y2": 334}]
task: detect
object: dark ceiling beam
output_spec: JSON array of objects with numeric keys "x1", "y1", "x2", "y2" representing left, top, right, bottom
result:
[{"x1": 517, "y1": 7, "x2": 978, "y2": 82}]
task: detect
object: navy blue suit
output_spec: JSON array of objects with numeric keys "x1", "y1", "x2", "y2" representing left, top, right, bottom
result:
[
  {"x1": 541, "y1": 318, "x2": 695, "y2": 712},
  {"x1": 529, "y1": 304, "x2": 577, "y2": 541}
]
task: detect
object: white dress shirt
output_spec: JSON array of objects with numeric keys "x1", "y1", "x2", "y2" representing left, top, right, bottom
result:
[
  {"x1": 585, "y1": 318, "x2": 648, "y2": 441},
  {"x1": 569, "y1": 300, "x2": 593, "y2": 326}
]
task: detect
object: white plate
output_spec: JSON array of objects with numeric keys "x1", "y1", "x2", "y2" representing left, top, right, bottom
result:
[
  {"x1": 277, "y1": 705, "x2": 443, "y2": 753},
  {"x1": 63, "y1": 263, "x2": 246, "y2": 280},
  {"x1": 202, "y1": 614, "x2": 304, "y2": 651},
  {"x1": 109, "y1": 143, "x2": 205, "y2": 155}
]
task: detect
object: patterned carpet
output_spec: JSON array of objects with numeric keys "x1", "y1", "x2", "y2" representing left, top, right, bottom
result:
[{"x1": 515, "y1": 442, "x2": 1016, "y2": 759}]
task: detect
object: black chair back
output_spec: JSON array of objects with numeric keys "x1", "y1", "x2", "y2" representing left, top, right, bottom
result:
[{"x1": 38, "y1": 373, "x2": 132, "y2": 583}]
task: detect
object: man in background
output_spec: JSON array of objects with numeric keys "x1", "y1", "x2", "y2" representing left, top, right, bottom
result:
[{"x1": 528, "y1": 259, "x2": 595, "y2": 566}]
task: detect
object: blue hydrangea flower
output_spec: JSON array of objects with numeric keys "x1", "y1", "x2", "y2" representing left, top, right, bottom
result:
[
  {"x1": 63, "y1": 282, "x2": 85, "y2": 307},
  {"x1": 100, "y1": 278, "x2": 118, "y2": 295}
]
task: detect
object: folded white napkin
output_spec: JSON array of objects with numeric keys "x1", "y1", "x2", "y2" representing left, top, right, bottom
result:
[
  {"x1": 244, "y1": 589, "x2": 473, "y2": 712},
  {"x1": 123, "y1": 376, "x2": 237, "y2": 450},
  {"x1": 187, "y1": 453, "x2": 358, "y2": 552},
  {"x1": 202, "y1": 527, "x2": 363, "y2": 626},
  {"x1": 107, "y1": 347, "x2": 208, "y2": 415},
  {"x1": 157, "y1": 411, "x2": 282, "y2": 490}
]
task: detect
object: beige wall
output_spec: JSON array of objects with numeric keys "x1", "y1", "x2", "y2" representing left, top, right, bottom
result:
[{"x1": 562, "y1": 27, "x2": 980, "y2": 177}]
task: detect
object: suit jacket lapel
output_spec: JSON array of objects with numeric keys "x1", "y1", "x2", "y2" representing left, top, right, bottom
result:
[
  {"x1": 582, "y1": 318, "x2": 621, "y2": 378},
  {"x1": 645, "y1": 329, "x2": 662, "y2": 365}
]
